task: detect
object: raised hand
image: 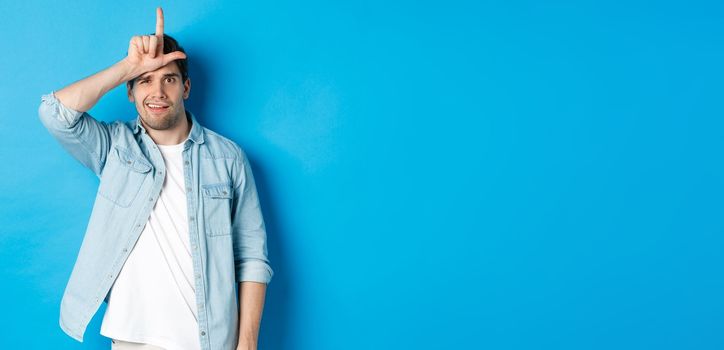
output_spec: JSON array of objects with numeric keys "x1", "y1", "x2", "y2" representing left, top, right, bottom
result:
[{"x1": 124, "y1": 7, "x2": 186, "y2": 79}]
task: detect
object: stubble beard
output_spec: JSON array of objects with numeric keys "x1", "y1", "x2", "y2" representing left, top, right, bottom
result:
[{"x1": 139, "y1": 106, "x2": 182, "y2": 131}]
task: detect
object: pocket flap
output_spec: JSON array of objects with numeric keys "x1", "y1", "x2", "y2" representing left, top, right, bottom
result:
[
  {"x1": 202, "y1": 183, "x2": 233, "y2": 198},
  {"x1": 114, "y1": 146, "x2": 152, "y2": 173}
]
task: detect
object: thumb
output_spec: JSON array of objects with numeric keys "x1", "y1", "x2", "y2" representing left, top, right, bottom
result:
[{"x1": 162, "y1": 51, "x2": 187, "y2": 63}]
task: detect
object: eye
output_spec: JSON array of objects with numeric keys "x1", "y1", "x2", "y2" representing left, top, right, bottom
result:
[
  {"x1": 165, "y1": 77, "x2": 175, "y2": 83},
  {"x1": 138, "y1": 80, "x2": 148, "y2": 84}
]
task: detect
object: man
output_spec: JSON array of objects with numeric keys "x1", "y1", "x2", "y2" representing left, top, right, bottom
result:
[{"x1": 38, "y1": 7, "x2": 273, "y2": 350}]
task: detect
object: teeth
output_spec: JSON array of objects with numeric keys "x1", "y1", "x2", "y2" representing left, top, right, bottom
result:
[{"x1": 147, "y1": 104, "x2": 167, "y2": 108}]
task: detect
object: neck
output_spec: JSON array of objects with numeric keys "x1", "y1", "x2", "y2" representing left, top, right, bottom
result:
[{"x1": 144, "y1": 110, "x2": 191, "y2": 145}]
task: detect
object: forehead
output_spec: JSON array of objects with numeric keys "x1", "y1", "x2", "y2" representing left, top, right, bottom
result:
[{"x1": 137, "y1": 62, "x2": 181, "y2": 79}]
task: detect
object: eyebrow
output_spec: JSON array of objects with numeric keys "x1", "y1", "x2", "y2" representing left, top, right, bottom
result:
[{"x1": 137, "y1": 73, "x2": 181, "y2": 80}]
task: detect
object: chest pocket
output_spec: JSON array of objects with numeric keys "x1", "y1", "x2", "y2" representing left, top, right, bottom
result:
[
  {"x1": 98, "y1": 146, "x2": 153, "y2": 208},
  {"x1": 202, "y1": 182, "x2": 233, "y2": 237}
]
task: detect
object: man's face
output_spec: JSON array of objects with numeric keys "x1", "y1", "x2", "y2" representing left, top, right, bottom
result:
[{"x1": 127, "y1": 62, "x2": 190, "y2": 131}]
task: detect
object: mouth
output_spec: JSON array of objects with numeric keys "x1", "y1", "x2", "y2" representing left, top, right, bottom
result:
[{"x1": 145, "y1": 102, "x2": 170, "y2": 114}]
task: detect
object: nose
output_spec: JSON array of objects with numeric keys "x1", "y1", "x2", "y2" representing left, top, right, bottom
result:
[{"x1": 150, "y1": 80, "x2": 167, "y2": 99}]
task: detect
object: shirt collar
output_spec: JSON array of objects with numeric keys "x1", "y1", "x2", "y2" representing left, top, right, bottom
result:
[{"x1": 133, "y1": 109, "x2": 205, "y2": 144}]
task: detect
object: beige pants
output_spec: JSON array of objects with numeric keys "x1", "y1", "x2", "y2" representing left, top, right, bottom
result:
[{"x1": 111, "y1": 339, "x2": 166, "y2": 350}]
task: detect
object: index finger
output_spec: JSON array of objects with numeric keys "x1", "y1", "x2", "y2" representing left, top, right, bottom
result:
[{"x1": 155, "y1": 7, "x2": 164, "y2": 37}]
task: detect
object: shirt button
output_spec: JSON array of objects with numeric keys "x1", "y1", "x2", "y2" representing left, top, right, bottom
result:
[
  {"x1": 187, "y1": 188, "x2": 192, "y2": 192},
  {"x1": 185, "y1": 161, "x2": 189, "y2": 165},
  {"x1": 149, "y1": 198, "x2": 154, "y2": 202},
  {"x1": 190, "y1": 217, "x2": 195, "y2": 221},
  {"x1": 123, "y1": 248, "x2": 128, "y2": 252},
  {"x1": 201, "y1": 331, "x2": 206, "y2": 336}
]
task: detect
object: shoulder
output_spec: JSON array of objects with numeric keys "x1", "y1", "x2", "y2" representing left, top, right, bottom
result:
[{"x1": 201, "y1": 127, "x2": 247, "y2": 161}]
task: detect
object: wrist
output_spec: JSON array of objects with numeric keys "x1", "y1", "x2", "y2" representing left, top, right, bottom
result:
[
  {"x1": 116, "y1": 58, "x2": 142, "y2": 83},
  {"x1": 237, "y1": 338, "x2": 258, "y2": 350},
  {"x1": 239, "y1": 334, "x2": 258, "y2": 343}
]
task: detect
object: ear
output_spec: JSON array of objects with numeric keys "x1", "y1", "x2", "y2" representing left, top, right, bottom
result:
[
  {"x1": 183, "y1": 78, "x2": 191, "y2": 100},
  {"x1": 127, "y1": 81, "x2": 135, "y2": 103}
]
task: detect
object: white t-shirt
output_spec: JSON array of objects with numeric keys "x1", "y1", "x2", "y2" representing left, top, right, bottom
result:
[{"x1": 100, "y1": 142, "x2": 201, "y2": 350}]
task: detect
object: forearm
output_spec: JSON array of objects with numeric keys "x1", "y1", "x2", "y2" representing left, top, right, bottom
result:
[
  {"x1": 55, "y1": 58, "x2": 139, "y2": 112},
  {"x1": 237, "y1": 281, "x2": 267, "y2": 348}
]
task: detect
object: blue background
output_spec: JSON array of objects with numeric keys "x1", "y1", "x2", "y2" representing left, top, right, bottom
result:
[{"x1": 1, "y1": 0, "x2": 723, "y2": 349}]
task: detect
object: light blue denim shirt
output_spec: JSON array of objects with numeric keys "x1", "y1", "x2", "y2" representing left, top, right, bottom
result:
[{"x1": 38, "y1": 91, "x2": 273, "y2": 349}]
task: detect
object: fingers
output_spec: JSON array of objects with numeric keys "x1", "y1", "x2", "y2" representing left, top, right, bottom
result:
[
  {"x1": 130, "y1": 36, "x2": 143, "y2": 53},
  {"x1": 162, "y1": 51, "x2": 187, "y2": 64},
  {"x1": 132, "y1": 35, "x2": 161, "y2": 56},
  {"x1": 155, "y1": 7, "x2": 164, "y2": 38},
  {"x1": 149, "y1": 35, "x2": 158, "y2": 57},
  {"x1": 142, "y1": 35, "x2": 150, "y2": 54},
  {"x1": 126, "y1": 8, "x2": 173, "y2": 62},
  {"x1": 154, "y1": 7, "x2": 165, "y2": 58}
]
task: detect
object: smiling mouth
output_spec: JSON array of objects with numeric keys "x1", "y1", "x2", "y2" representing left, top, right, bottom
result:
[{"x1": 145, "y1": 103, "x2": 170, "y2": 113}]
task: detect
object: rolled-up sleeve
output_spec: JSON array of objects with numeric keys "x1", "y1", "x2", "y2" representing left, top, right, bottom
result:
[
  {"x1": 39, "y1": 91, "x2": 84, "y2": 127},
  {"x1": 38, "y1": 91, "x2": 112, "y2": 176},
  {"x1": 231, "y1": 148, "x2": 274, "y2": 284}
]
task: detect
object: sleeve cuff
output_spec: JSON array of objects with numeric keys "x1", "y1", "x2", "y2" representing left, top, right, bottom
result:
[
  {"x1": 235, "y1": 259, "x2": 274, "y2": 284},
  {"x1": 40, "y1": 91, "x2": 83, "y2": 127}
]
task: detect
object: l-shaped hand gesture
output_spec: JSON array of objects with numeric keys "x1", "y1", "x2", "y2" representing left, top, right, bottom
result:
[{"x1": 125, "y1": 7, "x2": 186, "y2": 79}]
